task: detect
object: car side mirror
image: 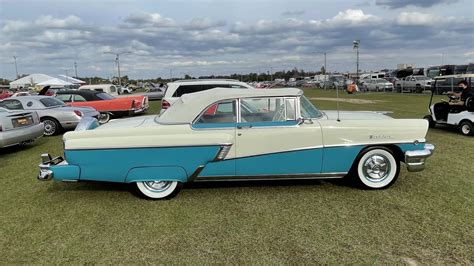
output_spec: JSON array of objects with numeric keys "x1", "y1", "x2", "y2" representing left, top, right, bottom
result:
[{"x1": 297, "y1": 117, "x2": 313, "y2": 125}]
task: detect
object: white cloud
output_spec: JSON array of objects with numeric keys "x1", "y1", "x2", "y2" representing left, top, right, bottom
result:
[
  {"x1": 326, "y1": 9, "x2": 380, "y2": 26},
  {"x1": 396, "y1": 12, "x2": 439, "y2": 26}
]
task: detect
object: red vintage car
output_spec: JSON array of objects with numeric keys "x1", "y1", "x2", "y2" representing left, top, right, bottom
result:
[
  {"x1": 55, "y1": 90, "x2": 149, "y2": 124},
  {"x1": 0, "y1": 89, "x2": 13, "y2": 99}
]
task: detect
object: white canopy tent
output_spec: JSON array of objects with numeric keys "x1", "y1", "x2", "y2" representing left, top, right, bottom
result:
[
  {"x1": 58, "y1": 75, "x2": 86, "y2": 84},
  {"x1": 37, "y1": 78, "x2": 74, "y2": 87},
  {"x1": 9, "y1": 74, "x2": 56, "y2": 89}
]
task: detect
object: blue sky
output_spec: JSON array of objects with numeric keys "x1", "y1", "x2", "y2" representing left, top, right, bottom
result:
[{"x1": 0, "y1": 0, "x2": 473, "y2": 79}]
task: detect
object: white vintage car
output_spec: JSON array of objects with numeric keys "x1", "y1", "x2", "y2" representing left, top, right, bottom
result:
[{"x1": 38, "y1": 88, "x2": 434, "y2": 199}]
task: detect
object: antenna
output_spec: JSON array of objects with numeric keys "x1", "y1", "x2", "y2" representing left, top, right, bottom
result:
[{"x1": 336, "y1": 83, "x2": 341, "y2": 122}]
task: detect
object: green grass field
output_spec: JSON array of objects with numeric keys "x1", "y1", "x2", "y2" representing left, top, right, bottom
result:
[{"x1": 1, "y1": 89, "x2": 473, "y2": 264}]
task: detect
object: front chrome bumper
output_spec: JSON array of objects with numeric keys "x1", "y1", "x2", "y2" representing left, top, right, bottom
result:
[
  {"x1": 405, "y1": 144, "x2": 435, "y2": 172},
  {"x1": 37, "y1": 153, "x2": 64, "y2": 181}
]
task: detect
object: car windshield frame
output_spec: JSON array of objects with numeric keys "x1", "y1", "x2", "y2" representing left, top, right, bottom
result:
[{"x1": 300, "y1": 95, "x2": 322, "y2": 119}]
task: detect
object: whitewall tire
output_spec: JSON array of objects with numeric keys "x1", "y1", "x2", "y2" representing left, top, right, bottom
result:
[
  {"x1": 354, "y1": 148, "x2": 400, "y2": 189},
  {"x1": 136, "y1": 181, "x2": 182, "y2": 199}
]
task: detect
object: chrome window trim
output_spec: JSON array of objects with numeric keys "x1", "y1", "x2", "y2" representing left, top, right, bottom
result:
[{"x1": 191, "y1": 99, "x2": 238, "y2": 125}]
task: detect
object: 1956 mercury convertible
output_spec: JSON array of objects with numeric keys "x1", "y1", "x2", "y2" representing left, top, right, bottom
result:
[{"x1": 38, "y1": 88, "x2": 434, "y2": 199}]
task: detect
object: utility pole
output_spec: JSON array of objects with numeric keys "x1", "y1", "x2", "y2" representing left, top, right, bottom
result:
[
  {"x1": 74, "y1": 62, "x2": 78, "y2": 78},
  {"x1": 13, "y1": 56, "x2": 19, "y2": 79},
  {"x1": 169, "y1": 69, "x2": 173, "y2": 81},
  {"x1": 353, "y1": 40, "x2": 360, "y2": 82},
  {"x1": 104, "y1": 51, "x2": 131, "y2": 87},
  {"x1": 270, "y1": 67, "x2": 273, "y2": 81}
]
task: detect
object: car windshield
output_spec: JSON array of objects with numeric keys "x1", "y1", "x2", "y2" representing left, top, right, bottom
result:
[
  {"x1": 300, "y1": 95, "x2": 322, "y2": 118},
  {"x1": 39, "y1": 97, "x2": 65, "y2": 107},
  {"x1": 96, "y1": 92, "x2": 115, "y2": 100}
]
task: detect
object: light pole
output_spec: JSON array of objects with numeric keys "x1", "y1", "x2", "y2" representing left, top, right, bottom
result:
[
  {"x1": 270, "y1": 67, "x2": 273, "y2": 81},
  {"x1": 74, "y1": 62, "x2": 78, "y2": 78},
  {"x1": 104, "y1": 51, "x2": 131, "y2": 87},
  {"x1": 169, "y1": 69, "x2": 173, "y2": 81},
  {"x1": 353, "y1": 40, "x2": 360, "y2": 82},
  {"x1": 13, "y1": 56, "x2": 19, "y2": 79}
]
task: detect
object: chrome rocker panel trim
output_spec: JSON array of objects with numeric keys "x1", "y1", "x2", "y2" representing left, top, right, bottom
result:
[
  {"x1": 404, "y1": 143, "x2": 435, "y2": 172},
  {"x1": 194, "y1": 172, "x2": 347, "y2": 182}
]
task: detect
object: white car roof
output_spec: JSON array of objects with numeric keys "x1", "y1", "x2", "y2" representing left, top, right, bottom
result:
[{"x1": 158, "y1": 87, "x2": 303, "y2": 123}]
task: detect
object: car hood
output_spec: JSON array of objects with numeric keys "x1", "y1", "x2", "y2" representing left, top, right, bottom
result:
[
  {"x1": 97, "y1": 115, "x2": 157, "y2": 130},
  {"x1": 322, "y1": 110, "x2": 393, "y2": 120}
]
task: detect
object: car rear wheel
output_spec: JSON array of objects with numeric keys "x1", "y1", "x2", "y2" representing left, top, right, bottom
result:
[
  {"x1": 459, "y1": 121, "x2": 473, "y2": 136},
  {"x1": 353, "y1": 147, "x2": 400, "y2": 189},
  {"x1": 135, "y1": 180, "x2": 182, "y2": 199},
  {"x1": 98, "y1": 113, "x2": 111, "y2": 124},
  {"x1": 41, "y1": 118, "x2": 61, "y2": 136}
]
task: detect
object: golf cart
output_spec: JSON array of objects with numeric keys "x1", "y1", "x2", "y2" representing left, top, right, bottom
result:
[{"x1": 424, "y1": 74, "x2": 474, "y2": 136}]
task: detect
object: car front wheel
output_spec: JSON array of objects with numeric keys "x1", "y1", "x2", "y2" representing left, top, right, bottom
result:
[
  {"x1": 353, "y1": 147, "x2": 400, "y2": 189},
  {"x1": 135, "y1": 180, "x2": 182, "y2": 199}
]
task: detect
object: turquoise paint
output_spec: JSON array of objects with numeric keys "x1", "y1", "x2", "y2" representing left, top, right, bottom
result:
[
  {"x1": 50, "y1": 164, "x2": 80, "y2": 181},
  {"x1": 53, "y1": 141, "x2": 426, "y2": 183},
  {"x1": 237, "y1": 121, "x2": 299, "y2": 127},
  {"x1": 235, "y1": 148, "x2": 323, "y2": 175},
  {"x1": 126, "y1": 166, "x2": 188, "y2": 183},
  {"x1": 63, "y1": 146, "x2": 220, "y2": 183},
  {"x1": 199, "y1": 159, "x2": 236, "y2": 176},
  {"x1": 321, "y1": 146, "x2": 365, "y2": 173},
  {"x1": 192, "y1": 122, "x2": 237, "y2": 129}
]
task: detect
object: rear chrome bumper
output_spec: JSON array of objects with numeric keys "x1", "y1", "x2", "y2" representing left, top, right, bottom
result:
[
  {"x1": 37, "y1": 153, "x2": 64, "y2": 181},
  {"x1": 405, "y1": 144, "x2": 435, "y2": 172}
]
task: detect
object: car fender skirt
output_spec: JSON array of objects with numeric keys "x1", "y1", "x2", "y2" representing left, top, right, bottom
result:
[{"x1": 125, "y1": 166, "x2": 188, "y2": 183}]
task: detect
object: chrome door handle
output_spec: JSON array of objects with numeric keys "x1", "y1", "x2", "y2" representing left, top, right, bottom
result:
[{"x1": 237, "y1": 125, "x2": 252, "y2": 129}]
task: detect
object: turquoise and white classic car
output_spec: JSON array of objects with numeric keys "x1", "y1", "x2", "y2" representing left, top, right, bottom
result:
[{"x1": 38, "y1": 88, "x2": 434, "y2": 199}]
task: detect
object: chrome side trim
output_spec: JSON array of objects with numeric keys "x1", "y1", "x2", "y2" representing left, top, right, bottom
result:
[
  {"x1": 223, "y1": 145, "x2": 324, "y2": 161},
  {"x1": 195, "y1": 172, "x2": 347, "y2": 182},
  {"x1": 323, "y1": 139, "x2": 426, "y2": 148},
  {"x1": 65, "y1": 143, "x2": 233, "y2": 151},
  {"x1": 213, "y1": 144, "x2": 233, "y2": 161},
  {"x1": 188, "y1": 165, "x2": 205, "y2": 182}
]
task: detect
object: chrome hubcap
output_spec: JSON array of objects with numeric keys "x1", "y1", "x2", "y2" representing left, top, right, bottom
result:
[
  {"x1": 362, "y1": 154, "x2": 390, "y2": 182},
  {"x1": 43, "y1": 120, "x2": 55, "y2": 135},
  {"x1": 98, "y1": 114, "x2": 109, "y2": 123},
  {"x1": 143, "y1": 181, "x2": 172, "y2": 192},
  {"x1": 462, "y1": 125, "x2": 470, "y2": 134}
]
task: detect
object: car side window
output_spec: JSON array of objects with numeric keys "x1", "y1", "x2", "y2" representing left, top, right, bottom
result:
[
  {"x1": 195, "y1": 100, "x2": 237, "y2": 124},
  {"x1": 0, "y1": 99, "x2": 23, "y2": 110},
  {"x1": 73, "y1": 95, "x2": 87, "y2": 102},
  {"x1": 56, "y1": 94, "x2": 72, "y2": 102},
  {"x1": 240, "y1": 97, "x2": 293, "y2": 122}
]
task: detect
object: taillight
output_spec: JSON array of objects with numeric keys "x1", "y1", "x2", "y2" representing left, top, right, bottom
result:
[
  {"x1": 162, "y1": 99, "x2": 170, "y2": 109},
  {"x1": 74, "y1": 110, "x2": 83, "y2": 117}
]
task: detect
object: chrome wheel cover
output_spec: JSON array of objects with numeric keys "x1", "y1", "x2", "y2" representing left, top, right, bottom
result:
[
  {"x1": 362, "y1": 154, "x2": 391, "y2": 182},
  {"x1": 461, "y1": 124, "x2": 470, "y2": 135},
  {"x1": 98, "y1": 113, "x2": 110, "y2": 124},
  {"x1": 143, "y1": 181, "x2": 172, "y2": 192},
  {"x1": 43, "y1": 120, "x2": 56, "y2": 135}
]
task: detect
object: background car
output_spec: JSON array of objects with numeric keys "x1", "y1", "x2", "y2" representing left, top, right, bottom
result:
[
  {"x1": 161, "y1": 79, "x2": 254, "y2": 111},
  {"x1": 395, "y1": 75, "x2": 434, "y2": 93},
  {"x1": 0, "y1": 107, "x2": 44, "y2": 147},
  {"x1": 0, "y1": 89, "x2": 13, "y2": 99},
  {"x1": 363, "y1": 78, "x2": 394, "y2": 92},
  {"x1": 56, "y1": 90, "x2": 149, "y2": 124},
  {"x1": 0, "y1": 96, "x2": 99, "y2": 136}
]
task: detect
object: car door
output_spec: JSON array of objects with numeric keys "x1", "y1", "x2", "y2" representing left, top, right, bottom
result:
[
  {"x1": 235, "y1": 96, "x2": 323, "y2": 177},
  {"x1": 192, "y1": 100, "x2": 237, "y2": 177}
]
